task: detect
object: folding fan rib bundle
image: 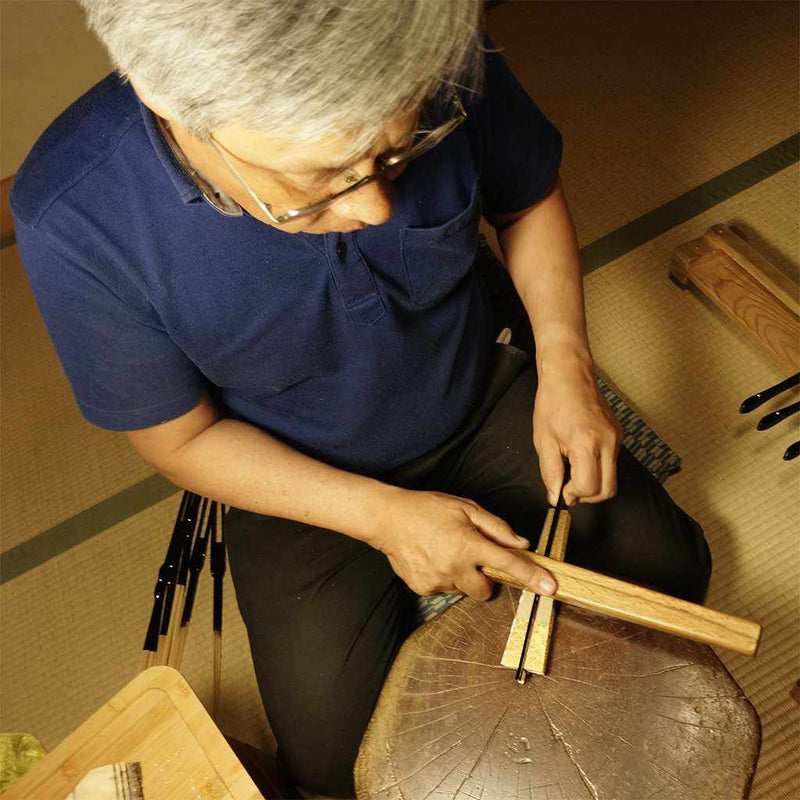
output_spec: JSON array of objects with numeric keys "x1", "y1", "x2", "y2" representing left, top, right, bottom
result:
[{"x1": 140, "y1": 492, "x2": 226, "y2": 717}]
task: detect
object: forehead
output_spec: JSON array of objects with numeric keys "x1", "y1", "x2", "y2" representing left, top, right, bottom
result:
[{"x1": 212, "y1": 109, "x2": 417, "y2": 173}]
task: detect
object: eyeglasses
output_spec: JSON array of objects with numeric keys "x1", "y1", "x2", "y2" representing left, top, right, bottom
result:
[{"x1": 208, "y1": 93, "x2": 467, "y2": 225}]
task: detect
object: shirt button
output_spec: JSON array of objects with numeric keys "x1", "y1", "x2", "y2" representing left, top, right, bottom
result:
[{"x1": 336, "y1": 239, "x2": 347, "y2": 260}]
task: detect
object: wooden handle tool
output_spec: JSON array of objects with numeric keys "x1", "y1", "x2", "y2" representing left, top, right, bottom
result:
[{"x1": 483, "y1": 553, "x2": 761, "y2": 657}]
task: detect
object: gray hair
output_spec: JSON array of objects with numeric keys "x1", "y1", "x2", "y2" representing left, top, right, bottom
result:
[{"x1": 78, "y1": 0, "x2": 484, "y2": 151}]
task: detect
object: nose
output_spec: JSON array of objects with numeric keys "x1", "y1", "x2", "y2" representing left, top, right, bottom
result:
[{"x1": 335, "y1": 179, "x2": 394, "y2": 227}]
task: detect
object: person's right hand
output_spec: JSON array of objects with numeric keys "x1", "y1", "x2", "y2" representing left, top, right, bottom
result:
[{"x1": 372, "y1": 488, "x2": 557, "y2": 601}]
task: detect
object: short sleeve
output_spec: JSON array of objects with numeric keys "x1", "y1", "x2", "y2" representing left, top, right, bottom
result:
[
  {"x1": 471, "y1": 40, "x2": 563, "y2": 215},
  {"x1": 13, "y1": 216, "x2": 206, "y2": 431}
]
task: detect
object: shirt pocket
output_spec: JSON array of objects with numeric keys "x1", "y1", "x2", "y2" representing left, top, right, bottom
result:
[{"x1": 400, "y1": 181, "x2": 481, "y2": 309}]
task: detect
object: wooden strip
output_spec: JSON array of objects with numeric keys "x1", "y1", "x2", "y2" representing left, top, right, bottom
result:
[
  {"x1": 526, "y1": 512, "x2": 570, "y2": 674},
  {"x1": 482, "y1": 553, "x2": 761, "y2": 657},
  {"x1": 704, "y1": 224, "x2": 800, "y2": 317},
  {"x1": 500, "y1": 509, "x2": 555, "y2": 669}
]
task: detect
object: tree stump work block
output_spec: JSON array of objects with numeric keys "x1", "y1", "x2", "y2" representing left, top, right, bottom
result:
[{"x1": 356, "y1": 592, "x2": 760, "y2": 800}]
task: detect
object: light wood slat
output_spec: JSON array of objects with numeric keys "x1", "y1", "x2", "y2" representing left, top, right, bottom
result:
[
  {"x1": 482, "y1": 552, "x2": 761, "y2": 656},
  {"x1": 704, "y1": 223, "x2": 800, "y2": 317},
  {"x1": 684, "y1": 249, "x2": 798, "y2": 372},
  {"x1": 500, "y1": 508, "x2": 556, "y2": 669},
  {"x1": 670, "y1": 227, "x2": 800, "y2": 373},
  {"x1": 501, "y1": 509, "x2": 570, "y2": 672},
  {"x1": 524, "y1": 512, "x2": 570, "y2": 674}
]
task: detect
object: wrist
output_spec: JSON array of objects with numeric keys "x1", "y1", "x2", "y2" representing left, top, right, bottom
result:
[
  {"x1": 535, "y1": 337, "x2": 594, "y2": 377},
  {"x1": 347, "y1": 479, "x2": 407, "y2": 549}
]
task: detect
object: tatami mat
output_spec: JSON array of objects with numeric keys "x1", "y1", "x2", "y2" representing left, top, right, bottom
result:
[
  {"x1": 0, "y1": 1, "x2": 111, "y2": 177},
  {"x1": 0, "y1": 494, "x2": 275, "y2": 754},
  {"x1": 584, "y1": 165, "x2": 800, "y2": 800},
  {"x1": 1, "y1": 244, "x2": 155, "y2": 550},
  {"x1": 1, "y1": 2, "x2": 798, "y2": 799},
  {"x1": 487, "y1": 0, "x2": 800, "y2": 247}
]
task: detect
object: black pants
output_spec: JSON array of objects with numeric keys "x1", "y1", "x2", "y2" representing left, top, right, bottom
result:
[{"x1": 224, "y1": 346, "x2": 711, "y2": 797}]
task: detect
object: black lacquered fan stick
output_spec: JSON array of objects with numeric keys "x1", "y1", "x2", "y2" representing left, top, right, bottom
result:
[
  {"x1": 784, "y1": 441, "x2": 800, "y2": 461},
  {"x1": 156, "y1": 493, "x2": 201, "y2": 665},
  {"x1": 756, "y1": 401, "x2": 800, "y2": 431},
  {"x1": 181, "y1": 499, "x2": 213, "y2": 627},
  {"x1": 169, "y1": 498, "x2": 213, "y2": 669},
  {"x1": 141, "y1": 491, "x2": 192, "y2": 669},
  {"x1": 164, "y1": 494, "x2": 205, "y2": 667},
  {"x1": 740, "y1": 372, "x2": 799, "y2": 414},
  {"x1": 210, "y1": 503, "x2": 227, "y2": 718}
]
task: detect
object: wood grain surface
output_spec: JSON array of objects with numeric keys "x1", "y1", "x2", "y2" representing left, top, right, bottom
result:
[
  {"x1": 3, "y1": 666, "x2": 266, "y2": 800},
  {"x1": 684, "y1": 250, "x2": 798, "y2": 372},
  {"x1": 356, "y1": 595, "x2": 761, "y2": 800},
  {"x1": 483, "y1": 552, "x2": 761, "y2": 656},
  {"x1": 670, "y1": 229, "x2": 800, "y2": 373},
  {"x1": 704, "y1": 224, "x2": 799, "y2": 318}
]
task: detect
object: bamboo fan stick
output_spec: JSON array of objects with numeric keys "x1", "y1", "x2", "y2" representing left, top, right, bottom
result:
[
  {"x1": 163, "y1": 495, "x2": 202, "y2": 666},
  {"x1": 166, "y1": 496, "x2": 207, "y2": 668},
  {"x1": 500, "y1": 506, "x2": 557, "y2": 679},
  {"x1": 140, "y1": 491, "x2": 191, "y2": 671},
  {"x1": 154, "y1": 495, "x2": 197, "y2": 665},
  {"x1": 483, "y1": 554, "x2": 761, "y2": 656},
  {"x1": 210, "y1": 502, "x2": 226, "y2": 719},
  {"x1": 170, "y1": 500, "x2": 214, "y2": 670},
  {"x1": 525, "y1": 512, "x2": 570, "y2": 674},
  {"x1": 501, "y1": 508, "x2": 570, "y2": 674}
]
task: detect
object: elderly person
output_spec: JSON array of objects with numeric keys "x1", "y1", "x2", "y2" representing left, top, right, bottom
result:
[{"x1": 11, "y1": 1, "x2": 711, "y2": 796}]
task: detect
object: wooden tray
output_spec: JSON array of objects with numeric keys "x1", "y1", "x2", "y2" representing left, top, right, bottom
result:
[{"x1": 3, "y1": 666, "x2": 266, "y2": 799}]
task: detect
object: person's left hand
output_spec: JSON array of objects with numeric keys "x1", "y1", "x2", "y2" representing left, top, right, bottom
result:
[{"x1": 533, "y1": 345, "x2": 622, "y2": 506}]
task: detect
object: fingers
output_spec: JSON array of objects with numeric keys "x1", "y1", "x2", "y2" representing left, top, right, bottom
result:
[
  {"x1": 536, "y1": 437, "x2": 565, "y2": 506},
  {"x1": 463, "y1": 503, "x2": 529, "y2": 550},
  {"x1": 455, "y1": 570, "x2": 495, "y2": 602},
  {"x1": 565, "y1": 417, "x2": 621, "y2": 504},
  {"x1": 563, "y1": 443, "x2": 600, "y2": 506},
  {"x1": 481, "y1": 541, "x2": 557, "y2": 596},
  {"x1": 579, "y1": 444, "x2": 618, "y2": 504}
]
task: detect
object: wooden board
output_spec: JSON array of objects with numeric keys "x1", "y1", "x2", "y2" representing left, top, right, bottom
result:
[
  {"x1": 671, "y1": 230, "x2": 800, "y2": 372},
  {"x1": 2, "y1": 666, "x2": 266, "y2": 800},
  {"x1": 356, "y1": 596, "x2": 761, "y2": 800},
  {"x1": 704, "y1": 224, "x2": 799, "y2": 318}
]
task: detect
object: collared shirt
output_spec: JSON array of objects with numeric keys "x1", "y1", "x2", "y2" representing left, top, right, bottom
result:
[{"x1": 11, "y1": 48, "x2": 562, "y2": 476}]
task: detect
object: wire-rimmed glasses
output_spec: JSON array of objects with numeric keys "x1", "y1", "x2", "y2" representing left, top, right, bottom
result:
[{"x1": 208, "y1": 93, "x2": 468, "y2": 225}]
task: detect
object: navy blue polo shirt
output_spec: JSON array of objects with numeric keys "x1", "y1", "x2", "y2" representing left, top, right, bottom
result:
[{"x1": 11, "y1": 48, "x2": 562, "y2": 476}]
